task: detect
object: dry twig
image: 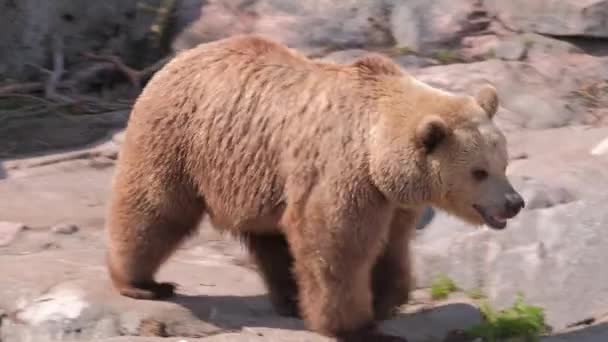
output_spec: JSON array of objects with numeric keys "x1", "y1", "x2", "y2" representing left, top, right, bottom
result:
[
  {"x1": 82, "y1": 52, "x2": 171, "y2": 90},
  {"x1": 0, "y1": 82, "x2": 44, "y2": 96}
]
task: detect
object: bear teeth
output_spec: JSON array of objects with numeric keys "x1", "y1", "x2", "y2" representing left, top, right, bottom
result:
[{"x1": 492, "y1": 215, "x2": 507, "y2": 223}]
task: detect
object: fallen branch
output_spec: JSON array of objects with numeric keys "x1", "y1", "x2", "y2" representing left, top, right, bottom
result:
[
  {"x1": 0, "y1": 52, "x2": 171, "y2": 103},
  {"x1": 82, "y1": 52, "x2": 171, "y2": 90},
  {"x1": 81, "y1": 53, "x2": 142, "y2": 90},
  {"x1": 0, "y1": 82, "x2": 43, "y2": 96}
]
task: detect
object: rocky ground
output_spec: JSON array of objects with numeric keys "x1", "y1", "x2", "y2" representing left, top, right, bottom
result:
[{"x1": 3, "y1": 0, "x2": 608, "y2": 341}]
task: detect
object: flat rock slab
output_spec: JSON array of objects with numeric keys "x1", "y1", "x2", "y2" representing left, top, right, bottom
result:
[{"x1": 0, "y1": 225, "x2": 483, "y2": 342}]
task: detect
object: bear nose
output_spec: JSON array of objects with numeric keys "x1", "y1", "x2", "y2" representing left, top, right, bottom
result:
[{"x1": 505, "y1": 192, "x2": 525, "y2": 217}]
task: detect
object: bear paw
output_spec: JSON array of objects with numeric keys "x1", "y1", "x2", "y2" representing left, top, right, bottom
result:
[{"x1": 119, "y1": 281, "x2": 177, "y2": 300}]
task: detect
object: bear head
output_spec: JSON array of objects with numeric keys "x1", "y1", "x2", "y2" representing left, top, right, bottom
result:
[{"x1": 362, "y1": 56, "x2": 525, "y2": 230}]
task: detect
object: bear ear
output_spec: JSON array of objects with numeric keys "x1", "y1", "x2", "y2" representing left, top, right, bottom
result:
[
  {"x1": 475, "y1": 84, "x2": 499, "y2": 119},
  {"x1": 416, "y1": 115, "x2": 450, "y2": 154}
]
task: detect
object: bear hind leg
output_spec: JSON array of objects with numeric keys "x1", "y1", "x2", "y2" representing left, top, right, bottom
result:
[
  {"x1": 245, "y1": 233, "x2": 300, "y2": 317},
  {"x1": 106, "y1": 186, "x2": 205, "y2": 300}
]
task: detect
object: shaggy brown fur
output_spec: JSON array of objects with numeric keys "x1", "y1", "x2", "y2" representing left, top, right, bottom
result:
[{"x1": 106, "y1": 34, "x2": 523, "y2": 341}]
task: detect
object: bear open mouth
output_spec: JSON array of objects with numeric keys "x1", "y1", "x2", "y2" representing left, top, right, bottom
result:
[{"x1": 472, "y1": 204, "x2": 507, "y2": 230}]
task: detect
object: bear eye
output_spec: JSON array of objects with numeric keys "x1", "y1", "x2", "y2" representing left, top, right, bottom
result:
[{"x1": 472, "y1": 169, "x2": 488, "y2": 181}]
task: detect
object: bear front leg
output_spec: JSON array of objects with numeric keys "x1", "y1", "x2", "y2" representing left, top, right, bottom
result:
[
  {"x1": 245, "y1": 233, "x2": 300, "y2": 317},
  {"x1": 372, "y1": 208, "x2": 421, "y2": 320},
  {"x1": 283, "y1": 197, "x2": 407, "y2": 341}
]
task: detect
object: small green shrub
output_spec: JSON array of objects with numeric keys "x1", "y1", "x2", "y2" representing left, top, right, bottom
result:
[
  {"x1": 395, "y1": 45, "x2": 415, "y2": 55},
  {"x1": 484, "y1": 48, "x2": 496, "y2": 60},
  {"x1": 466, "y1": 287, "x2": 487, "y2": 300},
  {"x1": 466, "y1": 294, "x2": 548, "y2": 342},
  {"x1": 434, "y1": 49, "x2": 460, "y2": 64},
  {"x1": 430, "y1": 274, "x2": 458, "y2": 300}
]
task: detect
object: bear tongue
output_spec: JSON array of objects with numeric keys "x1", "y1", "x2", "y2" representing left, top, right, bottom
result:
[{"x1": 492, "y1": 215, "x2": 508, "y2": 223}]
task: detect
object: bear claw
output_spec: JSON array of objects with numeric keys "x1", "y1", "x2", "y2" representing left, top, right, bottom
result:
[{"x1": 119, "y1": 281, "x2": 177, "y2": 300}]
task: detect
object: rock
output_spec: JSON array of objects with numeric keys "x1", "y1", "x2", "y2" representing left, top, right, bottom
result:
[
  {"x1": 472, "y1": 33, "x2": 583, "y2": 62},
  {"x1": 111, "y1": 131, "x2": 126, "y2": 146},
  {"x1": 394, "y1": 54, "x2": 438, "y2": 69},
  {"x1": 460, "y1": 34, "x2": 499, "y2": 61},
  {"x1": 173, "y1": 0, "x2": 394, "y2": 55},
  {"x1": 51, "y1": 223, "x2": 79, "y2": 235},
  {"x1": 520, "y1": 33, "x2": 583, "y2": 59},
  {"x1": 0, "y1": 221, "x2": 26, "y2": 246},
  {"x1": 484, "y1": 0, "x2": 608, "y2": 38},
  {"x1": 412, "y1": 122, "x2": 608, "y2": 331},
  {"x1": 320, "y1": 48, "x2": 436, "y2": 69},
  {"x1": 320, "y1": 49, "x2": 371, "y2": 64},
  {"x1": 512, "y1": 177, "x2": 576, "y2": 210},
  {"x1": 390, "y1": 0, "x2": 481, "y2": 52},
  {"x1": 494, "y1": 36, "x2": 528, "y2": 61},
  {"x1": 590, "y1": 136, "x2": 608, "y2": 156},
  {"x1": 413, "y1": 194, "x2": 608, "y2": 330},
  {"x1": 2, "y1": 283, "x2": 120, "y2": 341},
  {"x1": 412, "y1": 54, "x2": 608, "y2": 130}
]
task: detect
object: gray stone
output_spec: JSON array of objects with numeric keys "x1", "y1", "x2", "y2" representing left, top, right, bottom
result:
[
  {"x1": 395, "y1": 54, "x2": 438, "y2": 69},
  {"x1": 320, "y1": 49, "x2": 371, "y2": 64},
  {"x1": 413, "y1": 195, "x2": 608, "y2": 330},
  {"x1": 495, "y1": 37, "x2": 528, "y2": 61},
  {"x1": 460, "y1": 34, "x2": 500, "y2": 61},
  {"x1": 173, "y1": 0, "x2": 394, "y2": 54},
  {"x1": 513, "y1": 177, "x2": 576, "y2": 210},
  {"x1": 591, "y1": 136, "x2": 608, "y2": 156},
  {"x1": 412, "y1": 54, "x2": 608, "y2": 131},
  {"x1": 484, "y1": 0, "x2": 608, "y2": 38},
  {"x1": 520, "y1": 33, "x2": 583, "y2": 59},
  {"x1": 51, "y1": 223, "x2": 79, "y2": 235},
  {"x1": 390, "y1": 0, "x2": 478, "y2": 52}
]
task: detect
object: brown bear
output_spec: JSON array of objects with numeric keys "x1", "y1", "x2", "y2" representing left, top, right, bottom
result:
[{"x1": 105, "y1": 34, "x2": 525, "y2": 341}]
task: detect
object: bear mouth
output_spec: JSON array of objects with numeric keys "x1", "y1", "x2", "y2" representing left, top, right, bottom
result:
[{"x1": 472, "y1": 204, "x2": 507, "y2": 230}]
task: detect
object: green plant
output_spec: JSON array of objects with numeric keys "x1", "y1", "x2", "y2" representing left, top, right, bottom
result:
[
  {"x1": 522, "y1": 36, "x2": 536, "y2": 48},
  {"x1": 434, "y1": 49, "x2": 460, "y2": 64},
  {"x1": 465, "y1": 294, "x2": 548, "y2": 342},
  {"x1": 430, "y1": 274, "x2": 458, "y2": 300},
  {"x1": 466, "y1": 287, "x2": 487, "y2": 300},
  {"x1": 484, "y1": 48, "x2": 496, "y2": 60},
  {"x1": 395, "y1": 45, "x2": 415, "y2": 55}
]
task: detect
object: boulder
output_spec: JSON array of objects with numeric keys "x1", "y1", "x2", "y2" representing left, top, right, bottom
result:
[
  {"x1": 484, "y1": 0, "x2": 608, "y2": 37},
  {"x1": 412, "y1": 54, "x2": 608, "y2": 130},
  {"x1": 172, "y1": 0, "x2": 394, "y2": 55},
  {"x1": 390, "y1": 0, "x2": 481, "y2": 52}
]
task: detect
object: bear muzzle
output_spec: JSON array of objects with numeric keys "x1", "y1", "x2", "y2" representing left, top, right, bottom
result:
[{"x1": 473, "y1": 191, "x2": 525, "y2": 230}]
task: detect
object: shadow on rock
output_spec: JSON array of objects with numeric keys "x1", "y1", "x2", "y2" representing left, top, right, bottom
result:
[
  {"x1": 170, "y1": 293, "x2": 307, "y2": 332},
  {"x1": 546, "y1": 322, "x2": 608, "y2": 342},
  {"x1": 416, "y1": 206, "x2": 436, "y2": 230},
  {"x1": 383, "y1": 302, "x2": 483, "y2": 341},
  {"x1": 0, "y1": 109, "x2": 128, "y2": 159},
  {"x1": 0, "y1": 162, "x2": 5, "y2": 180},
  {"x1": 172, "y1": 293, "x2": 484, "y2": 340}
]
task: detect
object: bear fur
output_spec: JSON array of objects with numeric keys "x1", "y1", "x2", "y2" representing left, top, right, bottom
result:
[{"x1": 105, "y1": 34, "x2": 524, "y2": 341}]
